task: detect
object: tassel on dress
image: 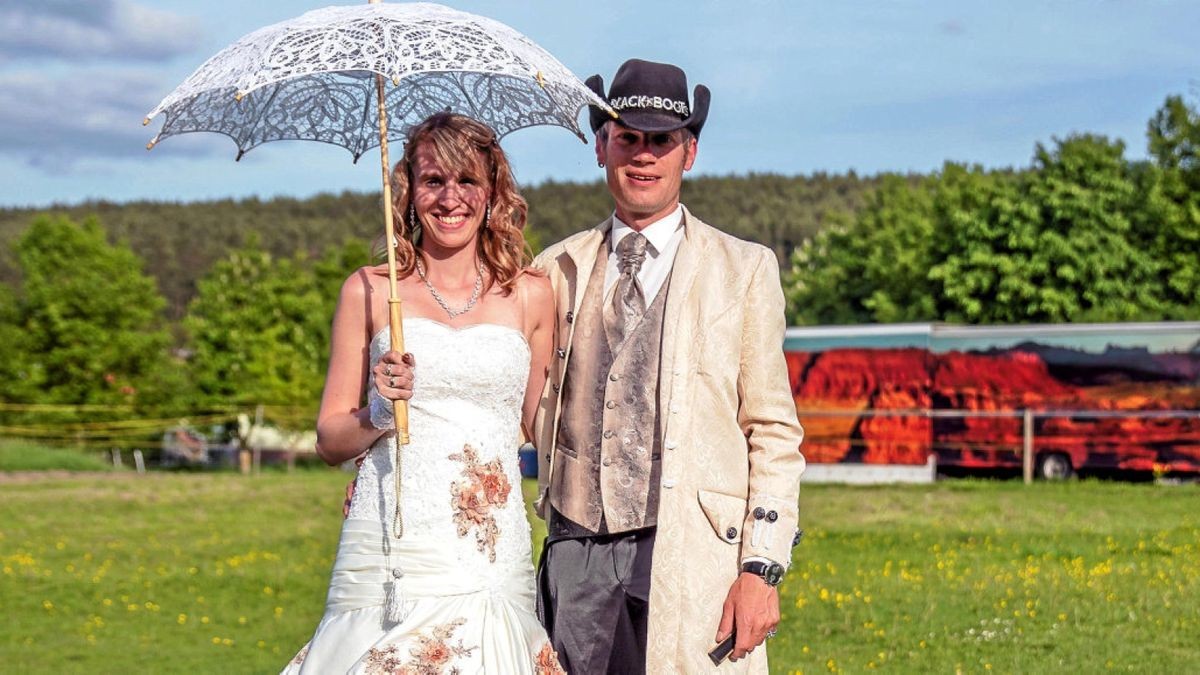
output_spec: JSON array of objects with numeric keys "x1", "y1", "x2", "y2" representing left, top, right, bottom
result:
[{"x1": 384, "y1": 568, "x2": 408, "y2": 625}]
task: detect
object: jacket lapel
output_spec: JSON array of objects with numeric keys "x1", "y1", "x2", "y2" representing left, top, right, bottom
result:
[
  {"x1": 658, "y1": 207, "x2": 710, "y2": 425},
  {"x1": 560, "y1": 218, "x2": 610, "y2": 328}
]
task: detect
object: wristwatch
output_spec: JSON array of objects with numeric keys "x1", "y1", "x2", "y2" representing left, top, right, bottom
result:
[{"x1": 741, "y1": 560, "x2": 785, "y2": 587}]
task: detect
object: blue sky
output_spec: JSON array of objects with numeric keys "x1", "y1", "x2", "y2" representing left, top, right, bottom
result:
[{"x1": 1, "y1": 0, "x2": 1197, "y2": 208}]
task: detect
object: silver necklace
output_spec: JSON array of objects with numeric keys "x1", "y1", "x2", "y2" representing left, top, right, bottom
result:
[{"x1": 415, "y1": 258, "x2": 484, "y2": 318}]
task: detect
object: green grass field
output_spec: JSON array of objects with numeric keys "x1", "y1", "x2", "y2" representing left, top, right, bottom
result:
[
  {"x1": 1, "y1": 469, "x2": 1197, "y2": 674},
  {"x1": 0, "y1": 439, "x2": 114, "y2": 472}
]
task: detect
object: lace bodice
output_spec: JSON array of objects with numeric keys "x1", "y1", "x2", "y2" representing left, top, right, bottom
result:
[{"x1": 347, "y1": 317, "x2": 533, "y2": 571}]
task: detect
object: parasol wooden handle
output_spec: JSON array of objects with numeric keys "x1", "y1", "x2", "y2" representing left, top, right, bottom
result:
[
  {"x1": 376, "y1": 70, "x2": 410, "y2": 445},
  {"x1": 387, "y1": 298, "x2": 409, "y2": 444}
]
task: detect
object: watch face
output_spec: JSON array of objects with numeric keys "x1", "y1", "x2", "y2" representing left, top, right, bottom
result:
[{"x1": 765, "y1": 563, "x2": 785, "y2": 586}]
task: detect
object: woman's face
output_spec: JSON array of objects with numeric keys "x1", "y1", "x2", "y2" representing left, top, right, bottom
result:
[{"x1": 410, "y1": 143, "x2": 490, "y2": 255}]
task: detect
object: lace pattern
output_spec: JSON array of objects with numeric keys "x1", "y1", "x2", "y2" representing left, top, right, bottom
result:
[
  {"x1": 146, "y1": 3, "x2": 612, "y2": 159},
  {"x1": 347, "y1": 318, "x2": 532, "y2": 573}
]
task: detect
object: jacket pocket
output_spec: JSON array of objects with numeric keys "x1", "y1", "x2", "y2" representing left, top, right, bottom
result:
[
  {"x1": 697, "y1": 489, "x2": 747, "y2": 544},
  {"x1": 555, "y1": 442, "x2": 578, "y2": 459}
]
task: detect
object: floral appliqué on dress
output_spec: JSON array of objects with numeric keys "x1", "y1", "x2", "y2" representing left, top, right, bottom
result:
[
  {"x1": 534, "y1": 641, "x2": 567, "y2": 675},
  {"x1": 449, "y1": 444, "x2": 511, "y2": 562},
  {"x1": 364, "y1": 618, "x2": 476, "y2": 675}
]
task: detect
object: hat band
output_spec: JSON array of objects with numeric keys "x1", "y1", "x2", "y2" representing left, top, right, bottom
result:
[{"x1": 608, "y1": 94, "x2": 689, "y2": 118}]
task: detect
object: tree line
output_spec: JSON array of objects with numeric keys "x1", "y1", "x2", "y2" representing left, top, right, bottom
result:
[
  {"x1": 0, "y1": 173, "x2": 878, "y2": 321},
  {"x1": 784, "y1": 95, "x2": 1200, "y2": 324},
  {"x1": 0, "y1": 95, "x2": 1196, "y2": 441}
]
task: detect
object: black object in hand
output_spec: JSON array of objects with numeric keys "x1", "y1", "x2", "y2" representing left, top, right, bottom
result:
[{"x1": 708, "y1": 631, "x2": 736, "y2": 665}]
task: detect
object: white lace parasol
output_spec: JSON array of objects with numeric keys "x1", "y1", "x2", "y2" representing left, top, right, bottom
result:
[{"x1": 145, "y1": 2, "x2": 612, "y2": 159}]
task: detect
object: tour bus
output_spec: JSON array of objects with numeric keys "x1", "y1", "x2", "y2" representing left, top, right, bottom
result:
[{"x1": 783, "y1": 321, "x2": 1200, "y2": 479}]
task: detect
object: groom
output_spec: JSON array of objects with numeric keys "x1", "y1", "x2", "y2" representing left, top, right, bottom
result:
[{"x1": 532, "y1": 58, "x2": 806, "y2": 673}]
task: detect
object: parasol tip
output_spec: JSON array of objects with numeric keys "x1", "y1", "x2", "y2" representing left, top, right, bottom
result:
[
  {"x1": 146, "y1": 139, "x2": 157, "y2": 151},
  {"x1": 234, "y1": 91, "x2": 244, "y2": 102},
  {"x1": 608, "y1": 109, "x2": 619, "y2": 119},
  {"x1": 535, "y1": 71, "x2": 545, "y2": 88},
  {"x1": 392, "y1": 75, "x2": 400, "y2": 87},
  {"x1": 142, "y1": 117, "x2": 151, "y2": 127}
]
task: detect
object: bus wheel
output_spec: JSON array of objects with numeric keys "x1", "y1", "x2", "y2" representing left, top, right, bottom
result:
[{"x1": 1037, "y1": 453, "x2": 1073, "y2": 481}]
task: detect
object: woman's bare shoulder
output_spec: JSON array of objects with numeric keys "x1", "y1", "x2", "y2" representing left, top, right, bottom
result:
[
  {"x1": 515, "y1": 268, "x2": 553, "y2": 303},
  {"x1": 339, "y1": 265, "x2": 390, "y2": 297}
]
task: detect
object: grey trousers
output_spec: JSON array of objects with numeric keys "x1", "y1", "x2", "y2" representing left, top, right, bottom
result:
[{"x1": 537, "y1": 522, "x2": 657, "y2": 675}]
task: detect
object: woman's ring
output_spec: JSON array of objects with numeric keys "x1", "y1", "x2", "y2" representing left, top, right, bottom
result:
[
  {"x1": 388, "y1": 376, "x2": 396, "y2": 388},
  {"x1": 384, "y1": 364, "x2": 392, "y2": 376}
]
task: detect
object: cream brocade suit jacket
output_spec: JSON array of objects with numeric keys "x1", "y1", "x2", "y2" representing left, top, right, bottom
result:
[{"x1": 532, "y1": 207, "x2": 806, "y2": 674}]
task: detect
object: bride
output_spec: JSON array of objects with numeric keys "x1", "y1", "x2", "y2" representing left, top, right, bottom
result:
[{"x1": 284, "y1": 112, "x2": 561, "y2": 674}]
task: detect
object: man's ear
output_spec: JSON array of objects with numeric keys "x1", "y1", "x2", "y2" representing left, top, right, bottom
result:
[
  {"x1": 594, "y1": 129, "x2": 607, "y2": 167},
  {"x1": 683, "y1": 136, "x2": 698, "y2": 172}
]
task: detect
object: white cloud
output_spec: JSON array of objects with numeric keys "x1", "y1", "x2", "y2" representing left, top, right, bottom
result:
[
  {"x1": 0, "y1": 0, "x2": 202, "y2": 61},
  {"x1": 0, "y1": 69, "x2": 219, "y2": 170}
]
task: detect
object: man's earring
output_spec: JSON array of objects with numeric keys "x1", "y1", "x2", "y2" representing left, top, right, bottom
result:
[
  {"x1": 598, "y1": 161, "x2": 605, "y2": 168},
  {"x1": 408, "y1": 203, "x2": 416, "y2": 229},
  {"x1": 484, "y1": 203, "x2": 492, "y2": 230}
]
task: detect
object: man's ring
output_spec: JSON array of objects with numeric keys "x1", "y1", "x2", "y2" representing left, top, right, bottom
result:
[
  {"x1": 766, "y1": 629, "x2": 777, "y2": 639},
  {"x1": 388, "y1": 376, "x2": 396, "y2": 388},
  {"x1": 384, "y1": 364, "x2": 392, "y2": 376}
]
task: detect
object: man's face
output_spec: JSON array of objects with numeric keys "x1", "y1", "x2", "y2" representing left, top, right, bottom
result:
[{"x1": 595, "y1": 123, "x2": 697, "y2": 229}]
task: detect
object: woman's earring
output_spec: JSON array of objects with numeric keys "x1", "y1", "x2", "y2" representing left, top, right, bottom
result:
[
  {"x1": 408, "y1": 204, "x2": 417, "y2": 231},
  {"x1": 484, "y1": 203, "x2": 492, "y2": 230}
]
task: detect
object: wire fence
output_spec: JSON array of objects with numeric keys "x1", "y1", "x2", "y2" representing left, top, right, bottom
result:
[{"x1": 0, "y1": 402, "x2": 316, "y2": 452}]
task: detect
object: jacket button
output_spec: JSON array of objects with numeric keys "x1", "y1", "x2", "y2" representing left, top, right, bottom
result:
[
  {"x1": 565, "y1": 311, "x2": 574, "y2": 324},
  {"x1": 605, "y1": 400, "x2": 616, "y2": 409},
  {"x1": 603, "y1": 430, "x2": 614, "y2": 439},
  {"x1": 726, "y1": 527, "x2": 738, "y2": 540},
  {"x1": 609, "y1": 373, "x2": 619, "y2": 381},
  {"x1": 556, "y1": 348, "x2": 566, "y2": 358},
  {"x1": 602, "y1": 457, "x2": 613, "y2": 467},
  {"x1": 766, "y1": 510, "x2": 779, "y2": 523},
  {"x1": 552, "y1": 383, "x2": 560, "y2": 393},
  {"x1": 753, "y1": 507, "x2": 766, "y2": 520}
]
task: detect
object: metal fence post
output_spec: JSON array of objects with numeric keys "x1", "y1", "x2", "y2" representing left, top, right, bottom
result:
[{"x1": 1022, "y1": 409, "x2": 1034, "y2": 484}]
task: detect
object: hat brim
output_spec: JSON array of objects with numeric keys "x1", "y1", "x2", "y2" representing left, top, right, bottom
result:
[{"x1": 587, "y1": 79, "x2": 711, "y2": 140}]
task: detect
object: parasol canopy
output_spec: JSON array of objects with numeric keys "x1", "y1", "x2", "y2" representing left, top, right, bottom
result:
[{"x1": 144, "y1": 2, "x2": 611, "y2": 160}]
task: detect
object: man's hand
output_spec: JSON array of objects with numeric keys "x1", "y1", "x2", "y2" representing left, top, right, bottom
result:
[{"x1": 715, "y1": 572, "x2": 780, "y2": 662}]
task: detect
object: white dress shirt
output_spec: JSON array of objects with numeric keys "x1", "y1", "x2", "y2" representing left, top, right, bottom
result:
[{"x1": 603, "y1": 204, "x2": 685, "y2": 303}]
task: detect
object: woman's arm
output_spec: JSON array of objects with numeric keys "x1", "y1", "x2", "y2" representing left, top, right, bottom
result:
[
  {"x1": 315, "y1": 269, "x2": 412, "y2": 465},
  {"x1": 519, "y1": 273, "x2": 556, "y2": 438}
]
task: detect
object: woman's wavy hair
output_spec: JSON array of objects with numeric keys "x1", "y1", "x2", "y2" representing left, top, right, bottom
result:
[{"x1": 381, "y1": 112, "x2": 532, "y2": 294}]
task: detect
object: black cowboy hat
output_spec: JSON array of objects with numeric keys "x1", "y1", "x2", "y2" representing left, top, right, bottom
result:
[{"x1": 586, "y1": 58, "x2": 710, "y2": 138}]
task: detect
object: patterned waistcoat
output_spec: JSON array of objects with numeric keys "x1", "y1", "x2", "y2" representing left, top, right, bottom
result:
[{"x1": 550, "y1": 237, "x2": 670, "y2": 534}]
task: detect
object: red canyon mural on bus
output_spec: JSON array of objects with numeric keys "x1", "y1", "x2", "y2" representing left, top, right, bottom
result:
[{"x1": 785, "y1": 324, "x2": 1200, "y2": 475}]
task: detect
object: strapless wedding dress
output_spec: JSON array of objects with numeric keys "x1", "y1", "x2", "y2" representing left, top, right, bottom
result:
[{"x1": 284, "y1": 318, "x2": 563, "y2": 674}]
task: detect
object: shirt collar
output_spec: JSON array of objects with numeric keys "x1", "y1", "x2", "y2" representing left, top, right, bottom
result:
[{"x1": 610, "y1": 204, "x2": 684, "y2": 257}]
